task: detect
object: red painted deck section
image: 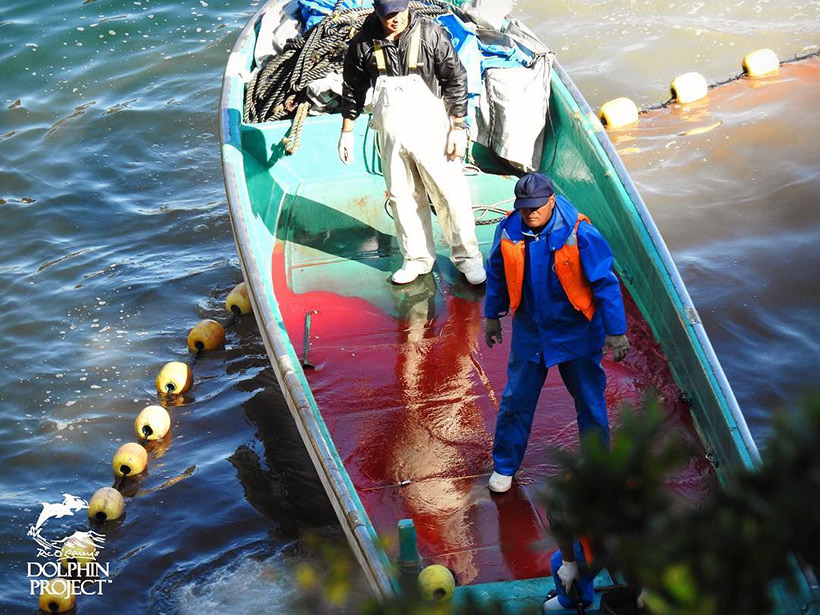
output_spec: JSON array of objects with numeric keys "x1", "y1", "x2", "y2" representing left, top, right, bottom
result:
[{"x1": 271, "y1": 246, "x2": 712, "y2": 586}]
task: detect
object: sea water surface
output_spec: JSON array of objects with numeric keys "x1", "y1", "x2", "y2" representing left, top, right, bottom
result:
[{"x1": 1, "y1": 0, "x2": 818, "y2": 612}]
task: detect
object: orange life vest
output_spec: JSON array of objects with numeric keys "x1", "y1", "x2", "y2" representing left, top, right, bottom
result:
[
  {"x1": 500, "y1": 214, "x2": 596, "y2": 320},
  {"x1": 579, "y1": 535, "x2": 595, "y2": 565}
]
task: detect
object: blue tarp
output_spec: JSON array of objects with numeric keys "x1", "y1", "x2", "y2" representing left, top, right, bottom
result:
[
  {"x1": 298, "y1": 0, "x2": 373, "y2": 30},
  {"x1": 477, "y1": 39, "x2": 532, "y2": 71},
  {"x1": 434, "y1": 12, "x2": 530, "y2": 76},
  {"x1": 433, "y1": 12, "x2": 530, "y2": 126},
  {"x1": 435, "y1": 13, "x2": 483, "y2": 92},
  {"x1": 434, "y1": 13, "x2": 482, "y2": 126}
]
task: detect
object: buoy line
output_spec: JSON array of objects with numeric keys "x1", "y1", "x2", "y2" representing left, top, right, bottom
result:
[
  {"x1": 37, "y1": 282, "x2": 252, "y2": 613},
  {"x1": 598, "y1": 47, "x2": 820, "y2": 129}
]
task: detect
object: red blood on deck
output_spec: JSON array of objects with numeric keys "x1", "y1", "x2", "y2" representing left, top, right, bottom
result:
[{"x1": 271, "y1": 247, "x2": 711, "y2": 585}]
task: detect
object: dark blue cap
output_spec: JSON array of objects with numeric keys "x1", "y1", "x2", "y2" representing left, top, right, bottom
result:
[
  {"x1": 373, "y1": 0, "x2": 409, "y2": 16},
  {"x1": 513, "y1": 173, "x2": 555, "y2": 209}
]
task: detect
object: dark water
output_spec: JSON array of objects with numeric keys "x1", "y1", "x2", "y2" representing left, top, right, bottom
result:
[{"x1": 1, "y1": 0, "x2": 818, "y2": 612}]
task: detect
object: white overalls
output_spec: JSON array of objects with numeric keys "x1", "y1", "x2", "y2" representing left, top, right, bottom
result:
[{"x1": 370, "y1": 28, "x2": 483, "y2": 277}]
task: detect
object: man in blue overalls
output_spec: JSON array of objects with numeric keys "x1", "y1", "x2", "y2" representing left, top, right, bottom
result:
[
  {"x1": 484, "y1": 173, "x2": 629, "y2": 610},
  {"x1": 484, "y1": 172, "x2": 629, "y2": 491}
]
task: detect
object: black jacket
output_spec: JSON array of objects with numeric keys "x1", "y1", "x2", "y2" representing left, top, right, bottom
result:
[{"x1": 341, "y1": 11, "x2": 468, "y2": 121}]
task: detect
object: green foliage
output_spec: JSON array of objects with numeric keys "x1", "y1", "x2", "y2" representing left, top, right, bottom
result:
[
  {"x1": 541, "y1": 396, "x2": 691, "y2": 574},
  {"x1": 542, "y1": 393, "x2": 820, "y2": 615},
  {"x1": 292, "y1": 530, "x2": 537, "y2": 615},
  {"x1": 733, "y1": 394, "x2": 820, "y2": 570},
  {"x1": 295, "y1": 396, "x2": 820, "y2": 614}
]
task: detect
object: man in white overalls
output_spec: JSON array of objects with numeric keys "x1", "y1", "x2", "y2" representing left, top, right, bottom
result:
[{"x1": 338, "y1": 0, "x2": 485, "y2": 286}]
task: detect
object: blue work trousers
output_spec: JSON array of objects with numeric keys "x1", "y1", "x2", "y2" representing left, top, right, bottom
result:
[
  {"x1": 551, "y1": 543, "x2": 596, "y2": 608},
  {"x1": 492, "y1": 351, "x2": 609, "y2": 476}
]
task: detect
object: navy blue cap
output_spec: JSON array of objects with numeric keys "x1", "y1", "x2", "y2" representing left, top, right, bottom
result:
[
  {"x1": 373, "y1": 0, "x2": 409, "y2": 16},
  {"x1": 513, "y1": 173, "x2": 555, "y2": 209}
]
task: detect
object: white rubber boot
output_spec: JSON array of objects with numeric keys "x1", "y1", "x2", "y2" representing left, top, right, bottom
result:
[
  {"x1": 391, "y1": 262, "x2": 431, "y2": 285},
  {"x1": 459, "y1": 261, "x2": 486, "y2": 285},
  {"x1": 488, "y1": 471, "x2": 513, "y2": 493},
  {"x1": 392, "y1": 266, "x2": 421, "y2": 285},
  {"x1": 542, "y1": 595, "x2": 566, "y2": 611}
]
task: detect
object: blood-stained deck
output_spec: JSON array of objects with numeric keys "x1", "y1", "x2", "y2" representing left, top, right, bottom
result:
[{"x1": 269, "y1": 170, "x2": 712, "y2": 586}]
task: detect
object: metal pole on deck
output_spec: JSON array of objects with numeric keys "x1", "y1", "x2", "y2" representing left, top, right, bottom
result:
[{"x1": 398, "y1": 518, "x2": 421, "y2": 576}]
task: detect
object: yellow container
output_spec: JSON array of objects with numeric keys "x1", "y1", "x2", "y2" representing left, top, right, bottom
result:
[
  {"x1": 38, "y1": 580, "x2": 75, "y2": 613},
  {"x1": 187, "y1": 319, "x2": 226, "y2": 352},
  {"x1": 418, "y1": 564, "x2": 456, "y2": 604},
  {"x1": 88, "y1": 486, "x2": 125, "y2": 522},
  {"x1": 112, "y1": 442, "x2": 148, "y2": 478},
  {"x1": 135, "y1": 405, "x2": 171, "y2": 440}
]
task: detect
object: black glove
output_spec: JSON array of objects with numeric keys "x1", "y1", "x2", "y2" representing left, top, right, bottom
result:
[
  {"x1": 604, "y1": 334, "x2": 629, "y2": 362},
  {"x1": 485, "y1": 318, "x2": 502, "y2": 348}
]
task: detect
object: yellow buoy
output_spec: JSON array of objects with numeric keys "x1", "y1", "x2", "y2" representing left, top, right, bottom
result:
[
  {"x1": 112, "y1": 442, "x2": 148, "y2": 478},
  {"x1": 156, "y1": 361, "x2": 193, "y2": 395},
  {"x1": 226, "y1": 282, "x2": 252, "y2": 315},
  {"x1": 598, "y1": 97, "x2": 639, "y2": 129},
  {"x1": 417, "y1": 564, "x2": 456, "y2": 604},
  {"x1": 670, "y1": 72, "x2": 708, "y2": 104},
  {"x1": 59, "y1": 532, "x2": 97, "y2": 570},
  {"x1": 38, "y1": 579, "x2": 75, "y2": 613},
  {"x1": 135, "y1": 405, "x2": 171, "y2": 440},
  {"x1": 742, "y1": 49, "x2": 779, "y2": 78},
  {"x1": 88, "y1": 487, "x2": 125, "y2": 522},
  {"x1": 187, "y1": 319, "x2": 226, "y2": 352}
]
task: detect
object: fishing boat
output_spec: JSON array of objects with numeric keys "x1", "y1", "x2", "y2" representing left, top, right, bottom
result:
[{"x1": 219, "y1": 1, "x2": 810, "y2": 611}]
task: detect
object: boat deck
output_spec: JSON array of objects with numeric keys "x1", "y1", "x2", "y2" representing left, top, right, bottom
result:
[{"x1": 240, "y1": 114, "x2": 713, "y2": 587}]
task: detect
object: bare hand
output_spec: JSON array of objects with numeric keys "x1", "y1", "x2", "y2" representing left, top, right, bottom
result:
[
  {"x1": 485, "y1": 318, "x2": 502, "y2": 348},
  {"x1": 603, "y1": 334, "x2": 629, "y2": 362}
]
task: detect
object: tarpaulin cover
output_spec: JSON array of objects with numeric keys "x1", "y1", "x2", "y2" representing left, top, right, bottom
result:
[
  {"x1": 434, "y1": 13, "x2": 482, "y2": 126},
  {"x1": 477, "y1": 39, "x2": 531, "y2": 71},
  {"x1": 298, "y1": 0, "x2": 373, "y2": 30},
  {"x1": 477, "y1": 52, "x2": 553, "y2": 171}
]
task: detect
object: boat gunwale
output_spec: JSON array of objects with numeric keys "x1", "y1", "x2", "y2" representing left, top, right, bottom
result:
[{"x1": 548, "y1": 60, "x2": 761, "y2": 468}]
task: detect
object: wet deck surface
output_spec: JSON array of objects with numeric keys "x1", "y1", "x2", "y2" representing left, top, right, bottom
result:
[{"x1": 269, "y1": 178, "x2": 713, "y2": 586}]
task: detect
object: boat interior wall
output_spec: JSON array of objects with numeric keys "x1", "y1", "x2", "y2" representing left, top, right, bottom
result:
[{"x1": 543, "y1": 72, "x2": 756, "y2": 475}]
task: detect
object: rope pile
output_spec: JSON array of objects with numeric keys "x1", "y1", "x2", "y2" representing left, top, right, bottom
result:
[{"x1": 244, "y1": 0, "x2": 452, "y2": 132}]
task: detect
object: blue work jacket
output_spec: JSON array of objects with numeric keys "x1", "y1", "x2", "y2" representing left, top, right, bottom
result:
[{"x1": 484, "y1": 195, "x2": 627, "y2": 367}]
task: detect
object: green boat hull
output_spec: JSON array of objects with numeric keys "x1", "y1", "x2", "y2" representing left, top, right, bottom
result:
[{"x1": 219, "y1": 2, "x2": 815, "y2": 611}]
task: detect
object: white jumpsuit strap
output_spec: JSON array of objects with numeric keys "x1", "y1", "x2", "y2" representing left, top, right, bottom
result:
[
  {"x1": 373, "y1": 41, "x2": 387, "y2": 74},
  {"x1": 406, "y1": 27, "x2": 422, "y2": 72}
]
